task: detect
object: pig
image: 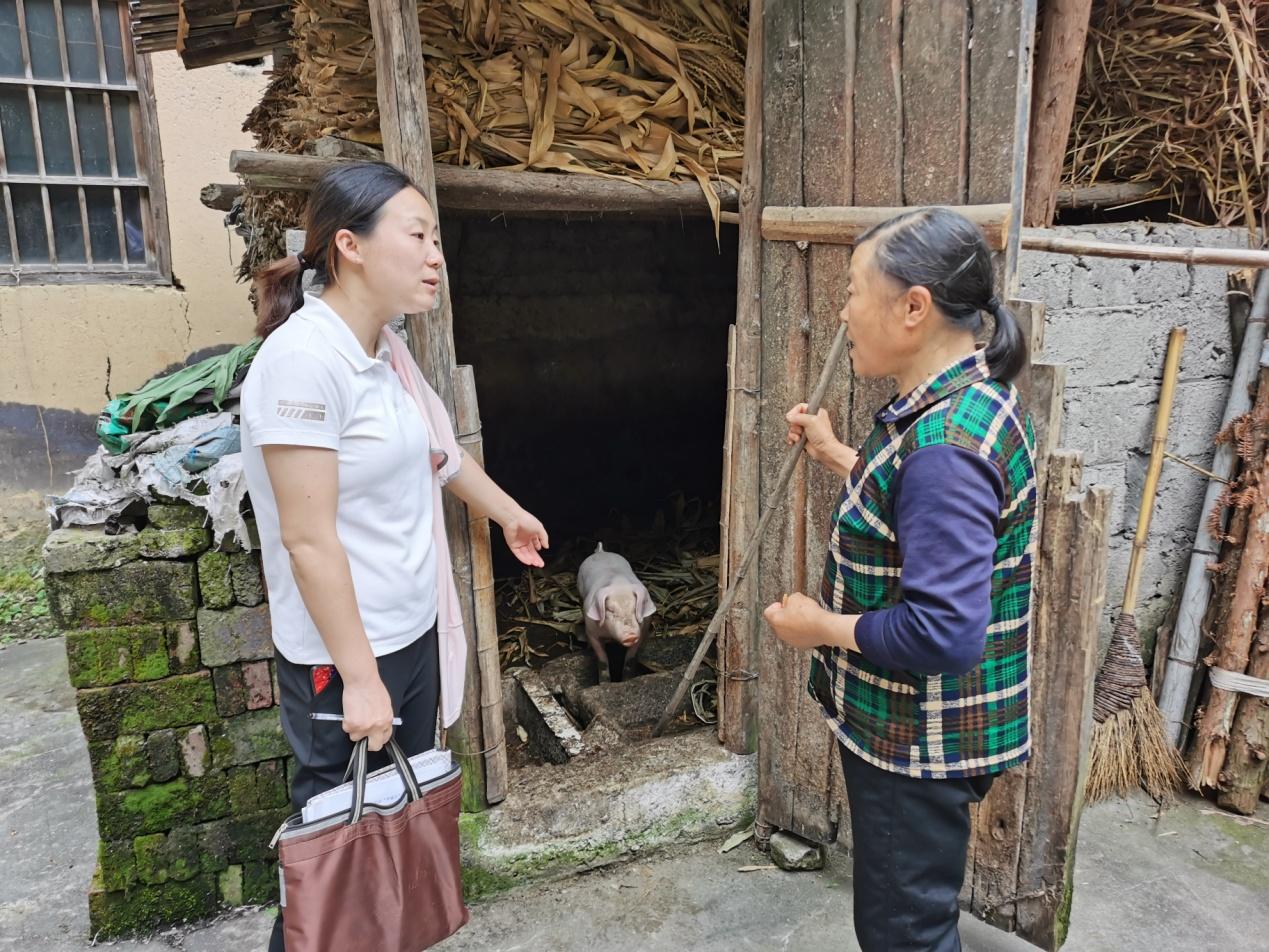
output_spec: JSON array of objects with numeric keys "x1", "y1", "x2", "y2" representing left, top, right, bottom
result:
[{"x1": 577, "y1": 543, "x2": 657, "y2": 683}]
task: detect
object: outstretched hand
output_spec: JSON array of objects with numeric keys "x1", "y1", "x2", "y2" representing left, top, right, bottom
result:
[{"x1": 502, "y1": 510, "x2": 549, "y2": 568}]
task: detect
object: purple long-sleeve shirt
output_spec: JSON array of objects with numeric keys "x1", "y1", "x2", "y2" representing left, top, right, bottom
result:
[{"x1": 853, "y1": 443, "x2": 1005, "y2": 676}]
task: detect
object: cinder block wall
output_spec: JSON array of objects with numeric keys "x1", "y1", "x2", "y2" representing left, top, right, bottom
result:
[
  {"x1": 44, "y1": 503, "x2": 290, "y2": 937},
  {"x1": 1018, "y1": 224, "x2": 1249, "y2": 660}
]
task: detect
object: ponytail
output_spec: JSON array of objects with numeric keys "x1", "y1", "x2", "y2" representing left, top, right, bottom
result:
[
  {"x1": 250, "y1": 160, "x2": 420, "y2": 339},
  {"x1": 858, "y1": 206, "x2": 1028, "y2": 382},
  {"x1": 984, "y1": 297, "x2": 1026, "y2": 383},
  {"x1": 252, "y1": 253, "x2": 306, "y2": 339}
]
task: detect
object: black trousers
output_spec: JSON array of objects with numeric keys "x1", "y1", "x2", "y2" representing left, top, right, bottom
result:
[
  {"x1": 268, "y1": 626, "x2": 440, "y2": 952},
  {"x1": 839, "y1": 744, "x2": 997, "y2": 952}
]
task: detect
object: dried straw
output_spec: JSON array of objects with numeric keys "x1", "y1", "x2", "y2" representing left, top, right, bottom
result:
[
  {"x1": 1066, "y1": 0, "x2": 1268, "y2": 235},
  {"x1": 284, "y1": 0, "x2": 746, "y2": 216}
]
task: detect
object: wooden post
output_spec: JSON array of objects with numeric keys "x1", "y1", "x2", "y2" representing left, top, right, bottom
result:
[
  {"x1": 1023, "y1": 0, "x2": 1094, "y2": 227},
  {"x1": 367, "y1": 0, "x2": 489, "y2": 810},
  {"x1": 453, "y1": 365, "x2": 508, "y2": 806},
  {"x1": 719, "y1": 0, "x2": 763, "y2": 756}
]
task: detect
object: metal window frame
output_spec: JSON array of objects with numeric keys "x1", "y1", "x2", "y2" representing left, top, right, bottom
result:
[{"x1": 0, "y1": 0, "x2": 170, "y2": 286}]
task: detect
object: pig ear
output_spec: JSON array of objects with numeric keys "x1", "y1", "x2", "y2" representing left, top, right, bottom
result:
[
  {"x1": 636, "y1": 584, "x2": 657, "y2": 621},
  {"x1": 585, "y1": 586, "x2": 609, "y2": 623}
]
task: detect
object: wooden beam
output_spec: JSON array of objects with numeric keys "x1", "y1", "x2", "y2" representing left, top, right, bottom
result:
[
  {"x1": 760, "y1": 202, "x2": 1011, "y2": 249},
  {"x1": 228, "y1": 149, "x2": 738, "y2": 218},
  {"x1": 200, "y1": 182, "x2": 242, "y2": 211},
  {"x1": 1024, "y1": 0, "x2": 1094, "y2": 227},
  {"x1": 367, "y1": 0, "x2": 494, "y2": 810},
  {"x1": 1054, "y1": 182, "x2": 1161, "y2": 208},
  {"x1": 1020, "y1": 231, "x2": 1269, "y2": 268}
]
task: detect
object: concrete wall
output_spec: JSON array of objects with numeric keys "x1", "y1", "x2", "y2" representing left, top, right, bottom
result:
[
  {"x1": 1018, "y1": 224, "x2": 1250, "y2": 660},
  {"x1": 0, "y1": 54, "x2": 267, "y2": 493}
]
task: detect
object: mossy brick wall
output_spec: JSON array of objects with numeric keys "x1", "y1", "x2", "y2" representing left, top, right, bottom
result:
[{"x1": 44, "y1": 503, "x2": 292, "y2": 937}]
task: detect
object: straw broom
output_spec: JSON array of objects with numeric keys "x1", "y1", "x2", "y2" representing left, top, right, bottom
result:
[{"x1": 1086, "y1": 326, "x2": 1188, "y2": 802}]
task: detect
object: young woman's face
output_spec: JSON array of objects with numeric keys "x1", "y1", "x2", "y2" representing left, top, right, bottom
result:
[
  {"x1": 347, "y1": 186, "x2": 444, "y2": 315},
  {"x1": 838, "y1": 240, "x2": 919, "y2": 379}
]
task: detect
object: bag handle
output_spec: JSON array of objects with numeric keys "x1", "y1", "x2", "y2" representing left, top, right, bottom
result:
[{"x1": 343, "y1": 737, "x2": 423, "y2": 824}]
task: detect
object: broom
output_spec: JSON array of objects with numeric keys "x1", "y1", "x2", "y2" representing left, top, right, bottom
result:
[{"x1": 1086, "y1": 326, "x2": 1188, "y2": 802}]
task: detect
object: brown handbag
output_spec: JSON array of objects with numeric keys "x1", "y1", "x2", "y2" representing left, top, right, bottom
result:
[{"x1": 272, "y1": 738, "x2": 469, "y2": 952}]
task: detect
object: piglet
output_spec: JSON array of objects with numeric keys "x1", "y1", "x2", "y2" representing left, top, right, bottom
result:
[{"x1": 577, "y1": 543, "x2": 657, "y2": 682}]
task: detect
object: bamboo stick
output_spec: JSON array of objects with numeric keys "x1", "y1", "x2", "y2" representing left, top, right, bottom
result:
[
  {"x1": 653, "y1": 322, "x2": 851, "y2": 737},
  {"x1": 1020, "y1": 232, "x2": 1269, "y2": 269},
  {"x1": 1161, "y1": 273, "x2": 1269, "y2": 745},
  {"x1": 453, "y1": 365, "x2": 508, "y2": 806},
  {"x1": 1217, "y1": 610, "x2": 1269, "y2": 814},
  {"x1": 761, "y1": 203, "x2": 1011, "y2": 250},
  {"x1": 1054, "y1": 182, "x2": 1161, "y2": 208}
]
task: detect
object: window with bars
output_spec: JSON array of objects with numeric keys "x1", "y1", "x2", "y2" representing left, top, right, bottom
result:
[{"x1": 0, "y1": 0, "x2": 169, "y2": 283}]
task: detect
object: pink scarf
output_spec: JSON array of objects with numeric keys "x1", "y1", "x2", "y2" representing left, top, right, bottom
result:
[{"x1": 383, "y1": 330, "x2": 466, "y2": 729}]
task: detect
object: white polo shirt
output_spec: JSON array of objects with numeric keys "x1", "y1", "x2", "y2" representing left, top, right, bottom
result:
[{"x1": 240, "y1": 294, "x2": 438, "y2": 664}]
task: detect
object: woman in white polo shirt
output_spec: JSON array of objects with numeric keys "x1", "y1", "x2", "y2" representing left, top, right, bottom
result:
[{"x1": 241, "y1": 162, "x2": 548, "y2": 952}]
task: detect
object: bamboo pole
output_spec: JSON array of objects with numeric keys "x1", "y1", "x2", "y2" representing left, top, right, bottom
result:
[
  {"x1": 1024, "y1": 0, "x2": 1094, "y2": 227},
  {"x1": 761, "y1": 203, "x2": 1011, "y2": 249},
  {"x1": 718, "y1": 0, "x2": 763, "y2": 756},
  {"x1": 653, "y1": 323, "x2": 850, "y2": 737},
  {"x1": 1019, "y1": 232, "x2": 1269, "y2": 269},
  {"x1": 1160, "y1": 273, "x2": 1269, "y2": 745},
  {"x1": 453, "y1": 365, "x2": 508, "y2": 806},
  {"x1": 1217, "y1": 610, "x2": 1269, "y2": 814}
]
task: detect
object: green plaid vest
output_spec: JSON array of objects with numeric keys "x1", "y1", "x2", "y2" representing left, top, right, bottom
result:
[{"x1": 809, "y1": 350, "x2": 1037, "y2": 779}]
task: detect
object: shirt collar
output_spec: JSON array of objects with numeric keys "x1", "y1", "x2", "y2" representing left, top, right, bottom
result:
[
  {"x1": 297, "y1": 294, "x2": 391, "y2": 372},
  {"x1": 876, "y1": 350, "x2": 992, "y2": 424}
]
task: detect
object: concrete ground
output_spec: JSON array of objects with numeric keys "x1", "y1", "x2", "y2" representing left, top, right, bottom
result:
[{"x1": 2, "y1": 635, "x2": 1267, "y2": 951}]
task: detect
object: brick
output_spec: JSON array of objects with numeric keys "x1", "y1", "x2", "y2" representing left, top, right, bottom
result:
[
  {"x1": 88, "y1": 873, "x2": 217, "y2": 938},
  {"x1": 198, "y1": 551, "x2": 235, "y2": 610},
  {"x1": 88, "y1": 734, "x2": 151, "y2": 790},
  {"x1": 243, "y1": 860, "x2": 279, "y2": 905},
  {"x1": 219, "y1": 864, "x2": 244, "y2": 906},
  {"x1": 47, "y1": 560, "x2": 197, "y2": 629},
  {"x1": 96, "y1": 774, "x2": 231, "y2": 841},
  {"x1": 212, "y1": 708, "x2": 289, "y2": 767},
  {"x1": 213, "y1": 665, "x2": 248, "y2": 717},
  {"x1": 166, "y1": 620, "x2": 200, "y2": 673},
  {"x1": 77, "y1": 673, "x2": 216, "y2": 741},
  {"x1": 229, "y1": 552, "x2": 265, "y2": 607},
  {"x1": 97, "y1": 839, "x2": 137, "y2": 892},
  {"x1": 198, "y1": 818, "x2": 233, "y2": 873},
  {"x1": 229, "y1": 766, "x2": 260, "y2": 814},
  {"x1": 256, "y1": 760, "x2": 289, "y2": 809},
  {"x1": 147, "y1": 729, "x2": 180, "y2": 783},
  {"x1": 130, "y1": 626, "x2": 170, "y2": 682},
  {"x1": 43, "y1": 526, "x2": 205, "y2": 574},
  {"x1": 64, "y1": 626, "x2": 134, "y2": 688},
  {"x1": 242, "y1": 660, "x2": 273, "y2": 710},
  {"x1": 147, "y1": 504, "x2": 207, "y2": 531},
  {"x1": 132, "y1": 827, "x2": 200, "y2": 885},
  {"x1": 197, "y1": 605, "x2": 273, "y2": 667},
  {"x1": 179, "y1": 725, "x2": 210, "y2": 778}
]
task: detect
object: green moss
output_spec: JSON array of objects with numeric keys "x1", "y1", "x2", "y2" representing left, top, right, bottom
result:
[
  {"x1": 47, "y1": 560, "x2": 197, "y2": 629},
  {"x1": 243, "y1": 860, "x2": 279, "y2": 905},
  {"x1": 130, "y1": 626, "x2": 170, "y2": 682},
  {"x1": 89, "y1": 735, "x2": 150, "y2": 791},
  {"x1": 87, "y1": 873, "x2": 218, "y2": 938},
  {"x1": 76, "y1": 672, "x2": 216, "y2": 741},
  {"x1": 229, "y1": 808, "x2": 291, "y2": 863},
  {"x1": 98, "y1": 839, "x2": 137, "y2": 892},
  {"x1": 218, "y1": 864, "x2": 244, "y2": 906},
  {"x1": 65, "y1": 626, "x2": 134, "y2": 687},
  {"x1": 217, "y1": 708, "x2": 289, "y2": 766},
  {"x1": 97, "y1": 774, "x2": 231, "y2": 841},
  {"x1": 198, "y1": 551, "x2": 234, "y2": 610},
  {"x1": 147, "y1": 505, "x2": 207, "y2": 531}
]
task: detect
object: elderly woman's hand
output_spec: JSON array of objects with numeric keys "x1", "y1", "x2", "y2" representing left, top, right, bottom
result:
[{"x1": 785, "y1": 404, "x2": 858, "y2": 477}]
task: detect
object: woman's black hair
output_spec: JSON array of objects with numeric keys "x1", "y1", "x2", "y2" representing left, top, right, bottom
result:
[
  {"x1": 252, "y1": 160, "x2": 419, "y2": 338},
  {"x1": 857, "y1": 206, "x2": 1026, "y2": 382}
]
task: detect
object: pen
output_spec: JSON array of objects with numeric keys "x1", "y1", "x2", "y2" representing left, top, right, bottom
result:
[{"x1": 309, "y1": 713, "x2": 403, "y2": 725}]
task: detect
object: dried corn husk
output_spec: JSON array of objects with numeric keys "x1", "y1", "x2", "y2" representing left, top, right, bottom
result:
[
  {"x1": 283, "y1": 0, "x2": 745, "y2": 217},
  {"x1": 1066, "y1": 0, "x2": 1268, "y2": 235}
]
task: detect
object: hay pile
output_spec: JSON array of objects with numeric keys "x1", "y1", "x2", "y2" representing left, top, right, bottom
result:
[
  {"x1": 283, "y1": 0, "x2": 746, "y2": 212},
  {"x1": 1066, "y1": 0, "x2": 1268, "y2": 234}
]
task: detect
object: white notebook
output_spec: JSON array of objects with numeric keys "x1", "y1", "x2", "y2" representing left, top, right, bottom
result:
[{"x1": 301, "y1": 748, "x2": 453, "y2": 823}]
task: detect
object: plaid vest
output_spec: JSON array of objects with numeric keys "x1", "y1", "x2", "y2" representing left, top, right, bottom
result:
[{"x1": 809, "y1": 351, "x2": 1037, "y2": 779}]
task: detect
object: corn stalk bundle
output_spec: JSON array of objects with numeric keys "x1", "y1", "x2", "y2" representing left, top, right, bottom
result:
[
  {"x1": 285, "y1": 0, "x2": 746, "y2": 217},
  {"x1": 1065, "y1": 0, "x2": 1268, "y2": 235}
]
